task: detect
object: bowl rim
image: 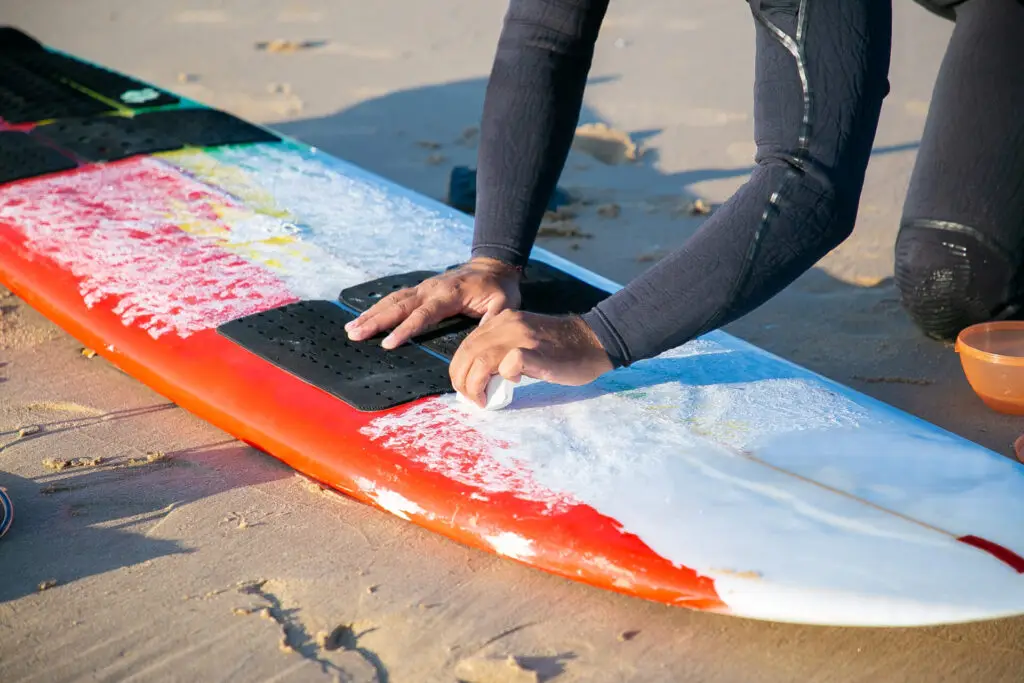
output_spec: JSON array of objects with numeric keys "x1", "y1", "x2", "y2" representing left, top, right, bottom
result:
[{"x1": 955, "y1": 321, "x2": 1024, "y2": 366}]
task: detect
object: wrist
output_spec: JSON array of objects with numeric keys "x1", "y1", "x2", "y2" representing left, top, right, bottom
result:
[
  {"x1": 468, "y1": 256, "x2": 523, "y2": 279},
  {"x1": 571, "y1": 315, "x2": 614, "y2": 372}
]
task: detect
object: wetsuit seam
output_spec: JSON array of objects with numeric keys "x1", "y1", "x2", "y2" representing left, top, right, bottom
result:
[
  {"x1": 471, "y1": 243, "x2": 529, "y2": 263},
  {"x1": 900, "y1": 218, "x2": 1017, "y2": 265},
  {"x1": 694, "y1": 0, "x2": 812, "y2": 338}
]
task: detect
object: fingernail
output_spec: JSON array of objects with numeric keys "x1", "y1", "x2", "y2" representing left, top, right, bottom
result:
[{"x1": 381, "y1": 334, "x2": 395, "y2": 349}]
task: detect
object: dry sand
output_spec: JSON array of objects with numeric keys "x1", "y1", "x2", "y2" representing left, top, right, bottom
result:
[{"x1": 2, "y1": 1, "x2": 1023, "y2": 681}]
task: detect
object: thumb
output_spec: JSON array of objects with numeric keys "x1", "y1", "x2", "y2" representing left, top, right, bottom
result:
[
  {"x1": 498, "y1": 348, "x2": 550, "y2": 384},
  {"x1": 479, "y1": 298, "x2": 509, "y2": 327}
]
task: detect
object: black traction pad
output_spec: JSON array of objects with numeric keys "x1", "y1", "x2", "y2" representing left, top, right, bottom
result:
[
  {"x1": 339, "y1": 259, "x2": 611, "y2": 360},
  {"x1": 0, "y1": 27, "x2": 44, "y2": 53},
  {"x1": 0, "y1": 55, "x2": 112, "y2": 124},
  {"x1": 217, "y1": 301, "x2": 454, "y2": 412},
  {"x1": 29, "y1": 115, "x2": 186, "y2": 162},
  {"x1": 13, "y1": 49, "x2": 179, "y2": 110},
  {"x1": 0, "y1": 131, "x2": 78, "y2": 185},
  {"x1": 337, "y1": 269, "x2": 479, "y2": 358},
  {"x1": 30, "y1": 108, "x2": 280, "y2": 162},
  {"x1": 132, "y1": 108, "x2": 281, "y2": 148},
  {"x1": 0, "y1": 28, "x2": 179, "y2": 123},
  {"x1": 0, "y1": 26, "x2": 178, "y2": 123}
]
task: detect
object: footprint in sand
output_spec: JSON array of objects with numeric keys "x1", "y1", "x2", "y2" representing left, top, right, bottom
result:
[
  {"x1": 23, "y1": 401, "x2": 105, "y2": 417},
  {"x1": 572, "y1": 123, "x2": 643, "y2": 165}
]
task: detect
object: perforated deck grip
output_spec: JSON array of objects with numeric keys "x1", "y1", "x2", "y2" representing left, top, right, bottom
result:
[
  {"x1": 339, "y1": 259, "x2": 611, "y2": 360},
  {"x1": 30, "y1": 109, "x2": 280, "y2": 163},
  {"x1": 0, "y1": 55, "x2": 111, "y2": 124},
  {"x1": 217, "y1": 301, "x2": 454, "y2": 412},
  {"x1": 0, "y1": 131, "x2": 77, "y2": 185},
  {"x1": 0, "y1": 26, "x2": 179, "y2": 124},
  {"x1": 14, "y1": 49, "x2": 179, "y2": 110}
]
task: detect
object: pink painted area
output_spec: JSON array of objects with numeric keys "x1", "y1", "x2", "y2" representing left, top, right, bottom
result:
[{"x1": 0, "y1": 159, "x2": 297, "y2": 338}]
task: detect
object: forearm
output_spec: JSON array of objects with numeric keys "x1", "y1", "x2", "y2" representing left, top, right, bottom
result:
[
  {"x1": 471, "y1": 0, "x2": 610, "y2": 267},
  {"x1": 583, "y1": 158, "x2": 859, "y2": 366},
  {"x1": 584, "y1": 0, "x2": 893, "y2": 367}
]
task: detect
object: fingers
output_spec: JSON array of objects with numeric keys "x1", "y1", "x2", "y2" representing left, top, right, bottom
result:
[
  {"x1": 347, "y1": 265, "x2": 520, "y2": 349},
  {"x1": 479, "y1": 292, "x2": 513, "y2": 326},
  {"x1": 497, "y1": 348, "x2": 526, "y2": 384},
  {"x1": 381, "y1": 300, "x2": 454, "y2": 350},
  {"x1": 463, "y1": 357, "x2": 496, "y2": 407},
  {"x1": 451, "y1": 311, "x2": 529, "y2": 406},
  {"x1": 345, "y1": 288, "x2": 419, "y2": 341},
  {"x1": 450, "y1": 332, "x2": 493, "y2": 405},
  {"x1": 455, "y1": 347, "x2": 536, "y2": 408}
]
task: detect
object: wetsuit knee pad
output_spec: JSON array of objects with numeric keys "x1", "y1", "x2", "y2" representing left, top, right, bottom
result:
[
  {"x1": 909, "y1": 0, "x2": 965, "y2": 21},
  {"x1": 894, "y1": 220, "x2": 1022, "y2": 340}
]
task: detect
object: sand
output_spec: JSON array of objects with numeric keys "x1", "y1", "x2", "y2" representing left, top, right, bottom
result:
[{"x1": 1, "y1": 1, "x2": 1023, "y2": 681}]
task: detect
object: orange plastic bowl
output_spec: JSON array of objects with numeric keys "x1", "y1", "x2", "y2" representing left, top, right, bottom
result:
[{"x1": 955, "y1": 321, "x2": 1024, "y2": 415}]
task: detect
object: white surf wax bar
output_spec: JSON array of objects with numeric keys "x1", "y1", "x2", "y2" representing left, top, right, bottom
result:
[{"x1": 457, "y1": 375, "x2": 516, "y2": 410}]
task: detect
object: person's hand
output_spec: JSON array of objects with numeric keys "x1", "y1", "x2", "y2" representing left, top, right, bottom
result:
[
  {"x1": 345, "y1": 257, "x2": 522, "y2": 350},
  {"x1": 450, "y1": 310, "x2": 614, "y2": 407}
]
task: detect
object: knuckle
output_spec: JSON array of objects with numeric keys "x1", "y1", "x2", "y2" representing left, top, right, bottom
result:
[
  {"x1": 484, "y1": 349, "x2": 507, "y2": 368},
  {"x1": 408, "y1": 306, "x2": 431, "y2": 323},
  {"x1": 499, "y1": 309, "x2": 523, "y2": 323},
  {"x1": 394, "y1": 297, "x2": 417, "y2": 317},
  {"x1": 381, "y1": 287, "x2": 409, "y2": 304}
]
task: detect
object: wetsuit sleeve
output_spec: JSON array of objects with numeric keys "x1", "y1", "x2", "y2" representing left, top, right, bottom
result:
[
  {"x1": 471, "y1": 0, "x2": 610, "y2": 266},
  {"x1": 473, "y1": 0, "x2": 892, "y2": 368}
]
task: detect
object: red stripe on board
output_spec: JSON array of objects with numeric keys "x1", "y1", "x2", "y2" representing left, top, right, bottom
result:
[{"x1": 958, "y1": 535, "x2": 1024, "y2": 573}]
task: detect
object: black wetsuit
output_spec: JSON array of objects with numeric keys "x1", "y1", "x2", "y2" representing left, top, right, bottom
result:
[{"x1": 470, "y1": 0, "x2": 1024, "y2": 367}]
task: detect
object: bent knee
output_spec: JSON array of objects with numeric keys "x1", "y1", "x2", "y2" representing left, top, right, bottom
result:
[{"x1": 894, "y1": 220, "x2": 1021, "y2": 340}]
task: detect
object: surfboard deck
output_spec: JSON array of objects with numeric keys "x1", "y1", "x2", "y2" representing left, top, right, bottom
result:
[{"x1": 1, "y1": 27, "x2": 1023, "y2": 627}]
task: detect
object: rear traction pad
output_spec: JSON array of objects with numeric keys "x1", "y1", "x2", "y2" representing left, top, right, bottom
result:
[
  {"x1": 0, "y1": 55, "x2": 112, "y2": 124},
  {"x1": 0, "y1": 27, "x2": 179, "y2": 123},
  {"x1": 217, "y1": 301, "x2": 454, "y2": 412}
]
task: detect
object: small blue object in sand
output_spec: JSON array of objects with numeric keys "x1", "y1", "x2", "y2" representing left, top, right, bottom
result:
[{"x1": 447, "y1": 165, "x2": 572, "y2": 215}]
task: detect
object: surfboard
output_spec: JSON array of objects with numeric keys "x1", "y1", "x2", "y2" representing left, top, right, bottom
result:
[{"x1": 1, "y1": 27, "x2": 1023, "y2": 627}]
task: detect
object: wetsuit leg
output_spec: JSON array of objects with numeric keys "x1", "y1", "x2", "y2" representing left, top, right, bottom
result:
[{"x1": 895, "y1": 0, "x2": 1024, "y2": 340}]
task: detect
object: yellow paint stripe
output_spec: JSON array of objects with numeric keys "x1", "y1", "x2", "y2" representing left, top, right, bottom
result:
[
  {"x1": 60, "y1": 80, "x2": 133, "y2": 115},
  {"x1": 159, "y1": 163, "x2": 311, "y2": 275}
]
